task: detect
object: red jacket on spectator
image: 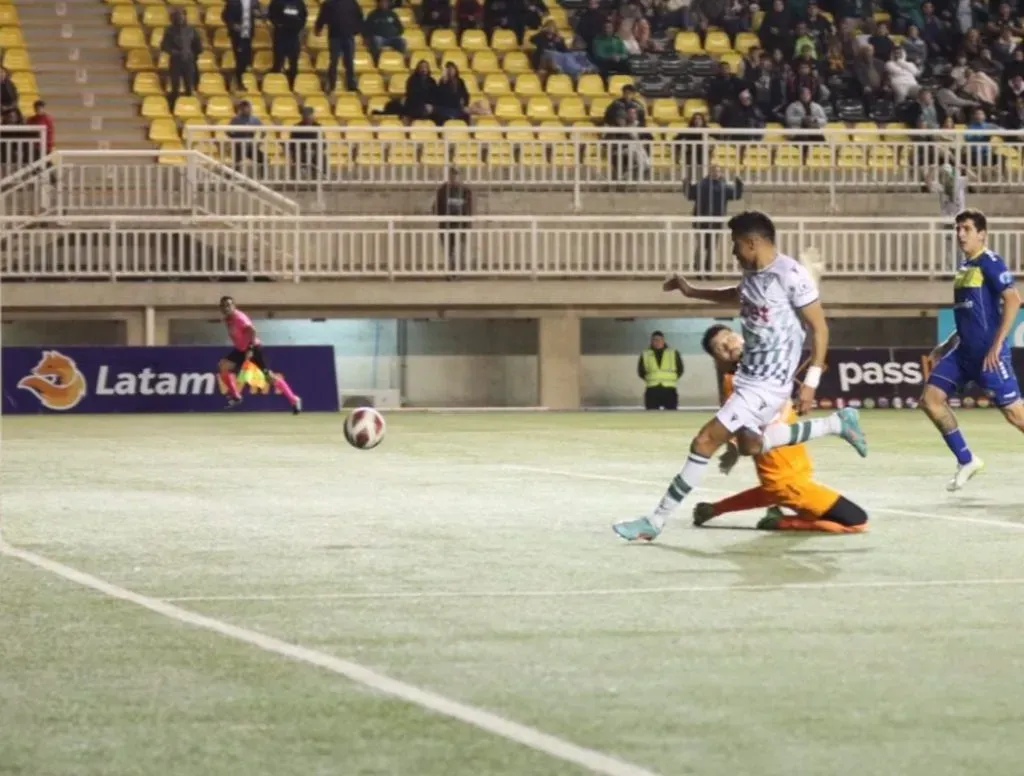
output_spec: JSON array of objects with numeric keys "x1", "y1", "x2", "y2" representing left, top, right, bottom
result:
[{"x1": 26, "y1": 111, "x2": 55, "y2": 153}]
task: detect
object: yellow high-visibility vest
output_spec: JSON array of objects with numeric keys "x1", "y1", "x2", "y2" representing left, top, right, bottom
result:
[{"x1": 642, "y1": 348, "x2": 680, "y2": 388}]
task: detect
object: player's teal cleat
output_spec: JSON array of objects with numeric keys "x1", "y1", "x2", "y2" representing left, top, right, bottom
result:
[
  {"x1": 613, "y1": 516, "x2": 661, "y2": 542},
  {"x1": 837, "y1": 407, "x2": 868, "y2": 457}
]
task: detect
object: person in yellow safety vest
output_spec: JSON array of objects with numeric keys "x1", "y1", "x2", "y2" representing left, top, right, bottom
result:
[{"x1": 638, "y1": 330, "x2": 684, "y2": 410}]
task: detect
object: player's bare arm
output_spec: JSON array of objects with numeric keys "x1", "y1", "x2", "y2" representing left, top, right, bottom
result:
[
  {"x1": 984, "y1": 286, "x2": 1021, "y2": 371},
  {"x1": 663, "y1": 274, "x2": 740, "y2": 305},
  {"x1": 794, "y1": 299, "x2": 829, "y2": 415}
]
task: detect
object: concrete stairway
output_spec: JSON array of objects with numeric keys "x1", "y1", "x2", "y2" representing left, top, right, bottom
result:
[{"x1": 13, "y1": 0, "x2": 151, "y2": 149}]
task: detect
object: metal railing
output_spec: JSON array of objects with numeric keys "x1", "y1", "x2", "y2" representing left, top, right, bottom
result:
[
  {"x1": 175, "y1": 125, "x2": 1024, "y2": 208},
  {"x1": 3, "y1": 214, "x2": 1021, "y2": 280}
]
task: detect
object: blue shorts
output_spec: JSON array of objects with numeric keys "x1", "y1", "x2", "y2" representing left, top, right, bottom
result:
[{"x1": 927, "y1": 349, "x2": 1021, "y2": 407}]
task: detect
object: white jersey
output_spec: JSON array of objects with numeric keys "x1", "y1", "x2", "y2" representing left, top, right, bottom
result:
[{"x1": 734, "y1": 252, "x2": 818, "y2": 388}]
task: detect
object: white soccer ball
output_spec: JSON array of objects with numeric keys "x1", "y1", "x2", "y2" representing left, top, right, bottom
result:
[{"x1": 343, "y1": 407, "x2": 386, "y2": 450}]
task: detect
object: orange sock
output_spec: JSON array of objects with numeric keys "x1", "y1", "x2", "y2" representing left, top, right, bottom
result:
[
  {"x1": 780, "y1": 513, "x2": 868, "y2": 533},
  {"x1": 713, "y1": 486, "x2": 777, "y2": 516}
]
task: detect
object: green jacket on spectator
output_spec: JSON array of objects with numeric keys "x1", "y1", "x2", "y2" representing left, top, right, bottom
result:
[
  {"x1": 365, "y1": 8, "x2": 403, "y2": 39},
  {"x1": 592, "y1": 33, "x2": 627, "y2": 61},
  {"x1": 890, "y1": 0, "x2": 923, "y2": 31}
]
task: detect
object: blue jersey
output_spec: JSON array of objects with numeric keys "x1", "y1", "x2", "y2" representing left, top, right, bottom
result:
[{"x1": 952, "y1": 249, "x2": 1015, "y2": 362}]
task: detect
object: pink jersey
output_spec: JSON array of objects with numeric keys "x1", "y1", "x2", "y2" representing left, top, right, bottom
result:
[{"x1": 225, "y1": 310, "x2": 260, "y2": 350}]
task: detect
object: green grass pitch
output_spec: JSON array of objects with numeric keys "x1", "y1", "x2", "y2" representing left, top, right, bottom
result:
[{"x1": 2, "y1": 411, "x2": 1023, "y2": 776}]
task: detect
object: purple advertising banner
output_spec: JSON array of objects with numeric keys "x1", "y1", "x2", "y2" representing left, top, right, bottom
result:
[
  {"x1": 3, "y1": 346, "x2": 339, "y2": 414},
  {"x1": 809, "y1": 348, "x2": 1024, "y2": 409}
]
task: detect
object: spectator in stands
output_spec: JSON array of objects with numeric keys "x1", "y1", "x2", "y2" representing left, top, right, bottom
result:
[
  {"x1": 785, "y1": 85, "x2": 827, "y2": 129},
  {"x1": 988, "y1": 2, "x2": 1022, "y2": 39},
  {"x1": 707, "y1": 61, "x2": 743, "y2": 121},
  {"x1": 455, "y1": 0, "x2": 483, "y2": 32},
  {"x1": 684, "y1": 165, "x2": 743, "y2": 273},
  {"x1": 909, "y1": 89, "x2": 947, "y2": 166},
  {"x1": 534, "y1": 24, "x2": 594, "y2": 77},
  {"x1": 420, "y1": 0, "x2": 452, "y2": 33},
  {"x1": 316, "y1": 0, "x2": 364, "y2": 93},
  {"x1": 575, "y1": 0, "x2": 608, "y2": 53},
  {"x1": 592, "y1": 19, "x2": 631, "y2": 82},
  {"x1": 433, "y1": 168, "x2": 473, "y2": 272},
  {"x1": 1005, "y1": 47, "x2": 1024, "y2": 83},
  {"x1": 618, "y1": 19, "x2": 643, "y2": 56},
  {"x1": 786, "y1": 59, "x2": 828, "y2": 104},
  {"x1": 228, "y1": 100, "x2": 264, "y2": 170},
  {"x1": 25, "y1": 100, "x2": 55, "y2": 161},
  {"x1": 432, "y1": 63, "x2": 471, "y2": 123},
  {"x1": 365, "y1": 0, "x2": 406, "y2": 61},
  {"x1": 222, "y1": 0, "x2": 264, "y2": 89},
  {"x1": 936, "y1": 74, "x2": 979, "y2": 121},
  {"x1": 901, "y1": 24, "x2": 927, "y2": 66},
  {"x1": 852, "y1": 43, "x2": 883, "y2": 98},
  {"x1": 719, "y1": 89, "x2": 764, "y2": 138},
  {"x1": 919, "y1": 2, "x2": 948, "y2": 60},
  {"x1": 966, "y1": 107, "x2": 1000, "y2": 165},
  {"x1": 604, "y1": 84, "x2": 647, "y2": 126},
  {"x1": 961, "y1": 28, "x2": 983, "y2": 60},
  {"x1": 0, "y1": 68, "x2": 17, "y2": 111},
  {"x1": 758, "y1": 0, "x2": 792, "y2": 60},
  {"x1": 0, "y1": 106, "x2": 33, "y2": 172},
  {"x1": 868, "y1": 21, "x2": 893, "y2": 63},
  {"x1": 288, "y1": 105, "x2": 323, "y2": 178},
  {"x1": 484, "y1": 0, "x2": 535, "y2": 44},
  {"x1": 1002, "y1": 73, "x2": 1024, "y2": 112},
  {"x1": 804, "y1": 3, "x2": 833, "y2": 52},
  {"x1": 962, "y1": 67, "x2": 999, "y2": 108},
  {"x1": 972, "y1": 47, "x2": 1003, "y2": 81},
  {"x1": 268, "y1": 0, "x2": 308, "y2": 90},
  {"x1": 404, "y1": 59, "x2": 437, "y2": 119},
  {"x1": 993, "y1": 29, "x2": 1018, "y2": 66},
  {"x1": 886, "y1": 48, "x2": 920, "y2": 103},
  {"x1": 677, "y1": 112, "x2": 708, "y2": 173},
  {"x1": 1006, "y1": 95, "x2": 1024, "y2": 133},
  {"x1": 792, "y1": 21, "x2": 817, "y2": 59},
  {"x1": 161, "y1": 10, "x2": 203, "y2": 108}
]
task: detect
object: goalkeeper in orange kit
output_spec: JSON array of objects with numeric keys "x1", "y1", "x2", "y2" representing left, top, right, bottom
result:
[{"x1": 692, "y1": 324, "x2": 869, "y2": 533}]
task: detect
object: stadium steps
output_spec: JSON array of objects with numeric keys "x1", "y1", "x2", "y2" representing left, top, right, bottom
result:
[{"x1": 13, "y1": 0, "x2": 150, "y2": 149}]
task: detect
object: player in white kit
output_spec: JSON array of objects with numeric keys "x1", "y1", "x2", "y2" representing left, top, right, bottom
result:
[{"x1": 613, "y1": 211, "x2": 869, "y2": 542}]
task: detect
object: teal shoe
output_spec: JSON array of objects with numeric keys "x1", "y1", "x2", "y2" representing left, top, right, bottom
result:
[
  {"x1": 837, "y1": 407, "x2": 868, "y2": 458},
  {"x1": 612, "y1": 516, "x2": 661, "y2": 542}
]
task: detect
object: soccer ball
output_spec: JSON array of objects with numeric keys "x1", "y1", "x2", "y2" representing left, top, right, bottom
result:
[{"x1": 343, "y1": 406, "x2": 386, "y2": 450}]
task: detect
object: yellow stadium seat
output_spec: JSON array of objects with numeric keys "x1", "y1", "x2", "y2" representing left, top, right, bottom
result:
[
  {"x1": 173, "y1": 96, "x2": 204, "y2": 119},
  {"x1": 837, "y1": 146, "x2": 866, "y2": 169},
  {"x1": 720, "y1": 51, "x2": 743, "y2": 71},
  {"x1": 805, "y1": 146, "x2": 832, "y2": 167},
  {"x1": 461, "y1": 74, "x2": 481, "y2": 96},
  {"x1": 494, "y1": 95, "x2": 524, "y2": 119},
  {"x1": 514, "y1": 72, "x2": 542, "y2": 96},
  {"x1": 387, "y1": 73, "x2": 407, "y2": 96},
  {"x1": 158, "y1": 142, "x2": 187, "y2": 164},
  {"x1": 868, "y1": 145, "x2": 898, "y2": 170},
  {"x1": 408, "y1": 119, "x2": 437, "y2": 140},
  {"x1": 557, "y1": 96, "x2": 586, "y2": 122},
  {"x1": 261, "y1": 72, "x2": 291, "y2": 96},
  {"x1": 682, "y1": 98, "x2": 709, "y2": 121},
  {"x1": 505, "y1": 121, "x2": 534, "y2": 141},
  {"x1": 469, "y1": 49, "x2": 500, "y2": 74},
  {"x1": 491, "y1": 28, "x2": 518, "y2": 52},
  {"x1": 851, "y1": 122, "x2": 878, "y2": 144},
  {"x1": 366, "y1": 95, "x2": 390, "y2": 115},
  {"x1": 289, "y1": 72, "x2": 320, "y2": 96},
  {"x1": 576, "y1": 73, "x2": 605, "y2": 97},
  {"x1": 704, "y1": 30, "x2": 732, "y2": 55},
  {"x1": 196, "y1": 50, "x2": 217, "y2": 72},
  {"x1": 149, "y1": 27, "x2": 164, "y2": 49},
  {"x1": 132, "y1": 71, "x2": 163, "y2": 96},
  {"x1": 545, "y1": 73, "x2": 574, "y2": 97},
  {"x1": 711, "y1": 145, "x2": 740, "y2": 170},
  {"x1": 141, "y1": 94, "x2": 171, "y2": 118},
  {"x1": 525, "y1": 96, "x2": 555, "y2": 120},
  {"x1": 142, "y1": 5, "x2": 170, "y2": 27},
  {"x1": 252, "y1": 50, "x2": 274, "y2": 70},
  {"x1": 502, "y1": 50, "x2": 531, "y2": 75},
  {"x1": 409, "y1": 49, "x2": 438, "y2": 73},
  {"x1": 743, "y1": 146, "x2": 772, "y2": 171},
  {"x1": 11, "y1": 72, "x2": 38, "y2": 95},
  {"x1": 429, "y1": 28, "x2": 457, "y2": 50},
  {"x1": 334, "y1": 94, "x2": 365, "y2": 119},
  {"x1": 444, "y1": 119, "x2": 472, "y2": 138},
  {"x1": 125, "y1": 47, "x2": 155, "y2": 70},
  {"x1": 461, "y1": 29, "x2": 489, "y2": 51},
  {"x1": 453, "y1": 143, "x2": 483, "y2": 167},
  {"x1": 2, "y1": 48, "x2": 30, "y2": 70},
  {"x1": 110, "y1": 4, "x2": 137, "y2": 25},
  {"x1": 482, "y1": 73, "x2": 511, "y2": 96},
  {"x1": 589, "y1": 96, "x2": 611, "y2": 119},
  {"x1": 394, "y1": 6, "x2": 414, "y2": 26},
  {"x1": 388, "y1": 141, "x2": 418, "y2": 165},
  {"x1": 378, "y1": 49, "x2": 407, "y2": 74},
  {"x1": 440, "y1": 48, "x2": 469, "y2": 71},
  {"x1": 774, "y1": 145, "x2": 801, "y2": 167},
  {"x1": 403, "y1": 28, "x2": 427, "y2": 50},
  {"x1": 607, "y1": 74, "x2": 635, "y2": 94},
  {"x1": 536, "y1": 120, "x2": 566, "y2": 140},
  {"x1": 149, "y1": 118, "x2": 180, "y2": 143},
  {"x1": 352, "y1": 49, "x2": 376, "y2": 73},
  {"x1": 734, "y1": 31, "x2": 759, "y2": 54},
  {"x1": 357, "y1": 143, "x2": 385, "y2": 165},
  {"x1": 0, "y1": 25, "x2": 25, "y2": 49},
  {"x1": 237, "y1": 72, "x2": 261, "y2": 96},
  {"x1": 270, "y1": 96, "x2": 300, "y2": 120},
  {"x1": 213, "y1": 27, "x2": 233, "y2": 51},
  {"x1": 358, "y1": 73, "x2": 385, "y2": 96},
  {"x1": 487, "y1": 141, "x2": 514, "y2": 166},
  {"x1": 473, "y1": 118, "x2": 503, "y2": 141},
  {"x1": 252, "y1": 26, "x2": 272, "y2": 49},
  {"x1": 651, "y1": 98, "x2": 680, "y2": 123},
  {"x1": 203, "y1": 7, "x2": 222, "y2": 26},
  {"x1": 205, "y1": 95, "x2": 235, "y2": 119},
  {"x1": 117, "y1": 26, "x2": 147, "y2": 48},
  {"x1": 674, "y1": 31, "x2": 703, "y2": 55},
  {"x1": 196, "y1": 71, "x2": 226, "y2": 96}
]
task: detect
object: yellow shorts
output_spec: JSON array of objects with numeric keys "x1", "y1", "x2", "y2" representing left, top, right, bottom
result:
[{"x1": 764, "y1": 479, "x2": 841, "y2": 518}]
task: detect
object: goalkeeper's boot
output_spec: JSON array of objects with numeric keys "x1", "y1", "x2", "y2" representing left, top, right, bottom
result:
[
  {"x1": 837, "y1": 408, "x2": 868, "y2": 458},
  {"x1": 947, "y1": 456, "x2": 985, "y2": 492},
  {"x1": 692, "y1": 502, "x2": 717, "y2": 527},
  {"x1": 612, "y1": 516, "x2": 661, "y2": 542},
  {"x1": 756, "y1": 507, "x2": 787, "y2": 531}
]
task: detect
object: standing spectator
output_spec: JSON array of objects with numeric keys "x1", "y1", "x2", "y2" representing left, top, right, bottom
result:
[
  {"x1": 758, "y1": 0, "x2": 792, "y2": 59},
  {"x1": 455, "y1": 0, "x2": 483, "y2": 32},
  {"x1": 403, "y1": 59, "x2": 436, "y2": 119},
  {"x1": 575, "y1": 0, "x2": 607, "y2": 53},
  {"x1": 25, "y1": 100, "x2": 55, "y2": 161},
  {"x1": 222, "y1": 0, "x2": 262, "y2": 88},
  {"x1": 853, "y1": 43, "x2": 884, "y2": 99},
  {"x1": 0, "y1": 68, "x2": 18, "y2": 111},
  {"x1": 683, "y1": 165, "x2": 744, "y2": 273},
  {"x1": 268, "y1": 0, "x2": 308, "y2": 90},
  {"x1": 228, "y1": 100, "x2": 264, "y2": 170},
  {"x1": 161, "y1": 9, "x2": 202, "y2": 108},
  {"x1": 638, "y1": 331, "x2": 684, "y2": 410},
  {"x1": 316, "y1": 0, "x2": 364, "y2": 93},
  {"x1": 365, "y1": 0, "x2": 406, "y2": 61},
  {"x1": 591, "y1": 20, "x2": 630, "y2": 82},
  {"x1": 288, "y1": 105, "x2": 322, "y2": 179},
  {"x1": 908, "y1": 89, "x2": 947, "y2": 167},
  {"x1": 420, "y1": 0, "x2": 452, "y2": 33},
  {"x1": 919, "y1": 2, "x2": 948, "y2": 60},
  {"x1": 805, "y1": 3, "x2": 833, "y2": 53},
  {"x1": 433, "y1": 169, "x2": 473, "y2": 273},
  {"x1": 885, "y1": 48, "x2": 920, "y2": 103},
  {"x1": 869, "y1": 21, "x2": 894, "y2": 63},
  {"x1": 993, "y1": 29, "x2": 1018, "y2": 66},
  {"x1": 484, "y1": 0, "x2": 515, "y2": 38},
  {"x1": 707, "y1": 60, "x2": 743, "y2": 121},
  {"x1": 1002, "y1": 73, "x2": 1024, "y2": 113}
]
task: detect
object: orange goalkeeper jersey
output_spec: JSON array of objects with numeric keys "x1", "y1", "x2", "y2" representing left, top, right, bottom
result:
[{"x1": 722, "y1": 373, "x2": 813, "y2": 485}]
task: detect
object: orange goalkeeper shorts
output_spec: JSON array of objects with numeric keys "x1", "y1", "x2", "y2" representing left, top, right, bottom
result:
[{"x1": 763, "y1": 478, "x2": 842, "y2": 518}]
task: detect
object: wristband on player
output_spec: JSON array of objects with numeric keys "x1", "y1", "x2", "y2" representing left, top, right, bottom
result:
[{"x1": 804, "y1": 365, "x2": 823, "y2": 389}]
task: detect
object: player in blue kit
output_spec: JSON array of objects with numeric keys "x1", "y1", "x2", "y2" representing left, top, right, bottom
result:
[{"x1": 921, "y1": 208, "x2": 1024, "y2": 491}]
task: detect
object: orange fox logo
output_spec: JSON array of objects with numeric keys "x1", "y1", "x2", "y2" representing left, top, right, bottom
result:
[{"x1": 17, "y1": 351, "x2": 88, "y2": 411}]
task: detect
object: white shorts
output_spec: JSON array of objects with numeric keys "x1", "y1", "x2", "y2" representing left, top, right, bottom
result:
[{"x1": 716, "y1": 380, "x2": 793, "y2": 434}]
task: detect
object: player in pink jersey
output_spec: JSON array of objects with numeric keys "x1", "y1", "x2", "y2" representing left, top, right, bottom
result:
[{"x1": 218, "y1": 296, "x2": 302, "y2": 414}]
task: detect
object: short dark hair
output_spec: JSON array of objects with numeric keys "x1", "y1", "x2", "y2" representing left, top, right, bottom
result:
[
  {"x1": 727, "y1": 210, "x2": 776, "y2": 242},
  {"x1": 651, "y1": 330, "x2": 664, "y2": 338},
  {"x1": 34, "y1": 99, "x2": 45, "y2": 110},
  {"x1": 955, "y1": 208, "x2": 987, "y2": 233},
  {"x1": 219, "y1": 295, "x2": 233, "y2": 305},
  {"x1": 701, "y1": 324, "x2": 732, "y2": 357}
]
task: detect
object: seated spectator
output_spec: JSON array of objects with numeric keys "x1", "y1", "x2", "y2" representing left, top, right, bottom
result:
[
  {"x1": 722, "y1": 0, "x2": 753, "y2": 43},
  {"x1": 901, "y1": 24, "x2": 927, "y2": 66},
  {"x1": 988, "y1": 2, "x2": 1023, "y2": 39},
  {"x1": 288, "y1": 105, "x2": 322, "y2": 178},
  {"x1": 533, "y1": 23, "x2": 595, "y2": 77},
  {"x1": 936, "y1": 75, "x2": 980, "y2": 121},
  {"x1": 419, "y1": 0, "x2": 452, "y2": 32},
  {"x1": 992, "y1": 29, "x2": 1018, "y2": 66},
  {"x1": 484, "y1": 0, "x2": 515, "y2": 38},
  {"x1": 885, "y1": 48, "x2": 920, "y2": 103},
  {"x1": 0, "y1": 67, "x2": 18, "y2": 111},
  {"x1": 608, "y1": 106, "x2": 651, "y2": 180},
  {"x1": 805, "y1": 3, "x2": 833, "y2": 51},
  {"x1": 758, "y1": 0, "x2": 792, "y2": 59},
  {"x1": 965, "y1": 107, "x2": 999, "y2": 165},
  {"x1": 592, "y1": 19, "x2": 631, "y2": 81},
  {"x1": 869, "y1": 21, "x2": 894, "y2": 63},
  {"x1": 707, "y1": 61, "x2": 744, "y2": 120},
  {"x1": 889, "y1": 0, "x2": 924, "y2": 34},
  {"x1": 365, "y1": 0, "x2": 406, "y2": 61},
  {"x1": 962, "y1": 67, "x2": 1000, "y2": 108},
  {"x1": 853, "y1": 43, "x2": 884, "y2": 97},
  {"x1": 604, "y1": 84, "x2": 647, "y2": 125},
  {"x1": 720, "y1": 89, "x2": 765, "y2": 138},
  {"x1": 1005, "y1": 95, "x2": 1024, "y2": 134},
  {"x1": 575, "y1": 0, "x2": 607, "y2": 54},
  {"x1": 785, "y1": 85, "x2": 827, "y2": 128},
  {"x1": 792, "y1": 21, "x2": 817, "y2": 59},
  {"x1": 822, "y1": 35, "x2": 847, "y2": 79},
  {"x1": 960, "y1": 28, "x2": 983, "y2": 60},
  {"x1": 740, "y1": 44, "x2": 762, "y2": 79},
  {"x1": 838, "y1": 0, "x2": 874, "y2": 26},
  {"x1": 432, "y1": 63, "x2": 471, "y2": 123},
  {"x1": 455, "y1": 0, "x2": 483, "y2": 30},
  {"x1": 404, "y1": 60, "x2": 437, "y2": 119},
  {"x1": 634, "y1": 18, "x2": 660, "y2": 52},
  {"x1": 971, "y1": 48, "x2": 1003, "y2": 81},
  {"x1": 228, "y1": 100, "x2": 264, "y2": 169},
  {"x1": 919, "y1": 2, "x2": 948, "y2": 60},
  {"x1": 786, "y1": 59, "x2": 828, "y2": 104},
  {"x1": 908, "y1": 88, "x2": 947, "y2": 166},
  {"x1": 618, "y1": 19, "x2": 642, "y2": 55},
  {"x1": 1001, "y1": 73, "x2": 1024, "y2": 112},
  {"x1": 746, "y1": 53, "x2": 776, "y2": 115},
  {"x1": 1006, "y1": 47, "x2": 1024, "y2": 83}
]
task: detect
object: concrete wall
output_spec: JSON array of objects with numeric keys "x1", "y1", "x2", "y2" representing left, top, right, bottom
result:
[{"x1": 4, "y1": 315, "x2": 937, "y2": 408}]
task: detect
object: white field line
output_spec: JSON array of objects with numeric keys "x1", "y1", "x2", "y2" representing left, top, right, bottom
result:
[
  {"x1": 500, "y1": 464, "x2": 1024, "y2": 532},
  {"x1": 0, "y1": 540, "x2": 660, "y2": 776},
  {"x1": 162, "y1": 577, "x2": 1024, "y2": 603}
]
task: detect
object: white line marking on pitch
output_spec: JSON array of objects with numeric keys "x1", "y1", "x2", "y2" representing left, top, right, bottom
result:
[
  {"x1": 0, "y1": 540, "x2": 660, "y2": 776},
  {"x1": 162, "y1": 577, "x2": 1024, "y2": 603},
  {"x1": 500, "y1": 464, "x2": 1024, "y2": 531}
]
